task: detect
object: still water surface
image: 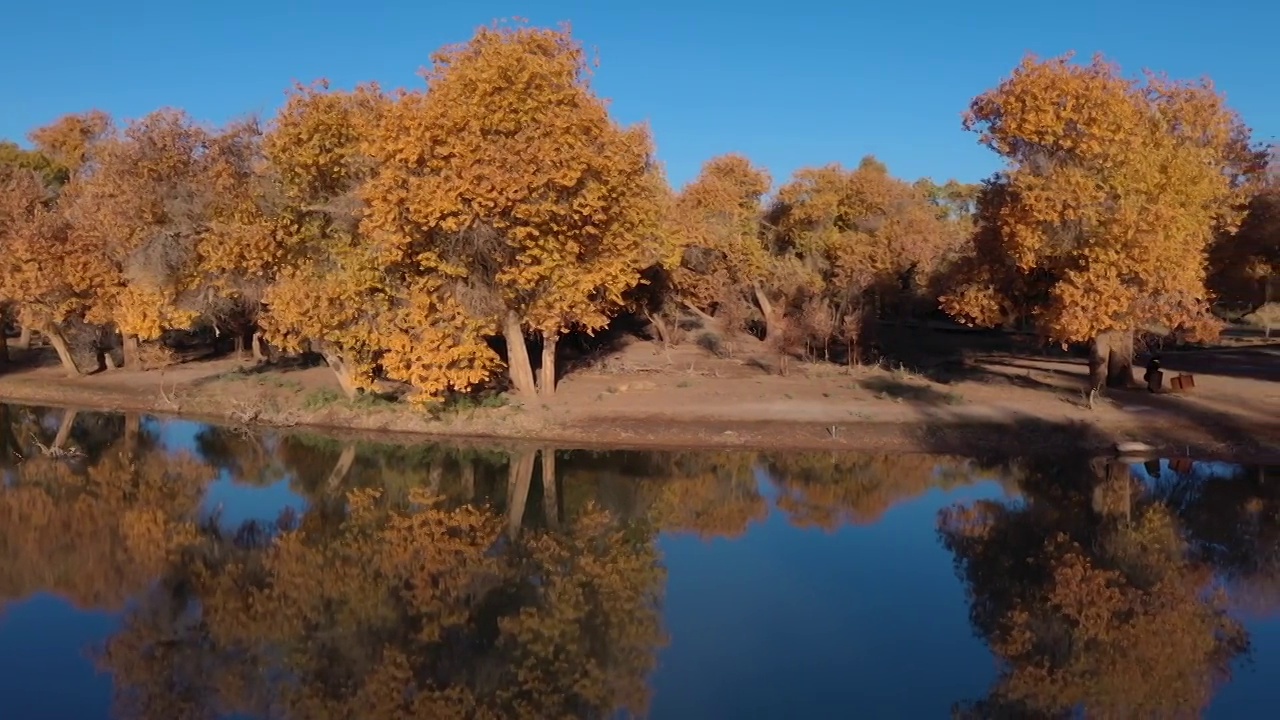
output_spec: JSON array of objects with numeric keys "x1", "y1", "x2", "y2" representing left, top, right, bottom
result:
[{"x1": 1, "y1": 404, "x2": 1278, "y2": 718}]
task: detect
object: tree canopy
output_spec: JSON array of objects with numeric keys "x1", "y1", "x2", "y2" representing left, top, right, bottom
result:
[
  {"x1": 941, "y1": 53, "x2": 1265, "y2": 387},
  {"x1": 2, "y1": 31, "x2": 1271, "y2": 398}
]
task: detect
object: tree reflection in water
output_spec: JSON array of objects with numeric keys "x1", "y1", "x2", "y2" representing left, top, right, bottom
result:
[
  {"x1": 939, "y1": 454, "x2": 1272, "y2": 719},
  {"x1": 5, "y1": 405, "x2": 1276, "y2": 718}
]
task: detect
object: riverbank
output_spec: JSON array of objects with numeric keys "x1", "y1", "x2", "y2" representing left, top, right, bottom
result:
[{"x1": 2, "y1": 337, "x2": 1278, "y2": 461}]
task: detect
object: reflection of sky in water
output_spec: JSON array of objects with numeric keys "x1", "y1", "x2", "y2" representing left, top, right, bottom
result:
[
  {"x1": 157, "y1": 417, "x2": 307, "y2": 528},
  {"x1": 1125, "y1": 457, "x2": 1280, "y2": 717},
  {"x1": 1129, "y1": 458, "x2": 1246, "y2": 485},
  {"x1": 652, "y1": 475, "x2": 1005, "y2": 719},
  {"x1": 0, "y1": 596, "x2": 116, "y2": 720},
  {"x1": 5, "y1": 423, "x2": 1280, "y2": 717}
]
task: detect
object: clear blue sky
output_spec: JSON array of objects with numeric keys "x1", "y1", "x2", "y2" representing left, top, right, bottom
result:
[{"x1": 3, "y1": 0, "x2": 1275, "y2": 189}]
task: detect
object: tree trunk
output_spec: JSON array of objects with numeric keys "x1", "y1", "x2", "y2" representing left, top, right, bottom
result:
[
  {"x1": 123, "y1": 413, "x2": 141, "y2": 460},
  {"x1": 0, "y1": 404, "x2": 20, "y2": 462},
  {"x1": 0, "y1": 327, "x2": 8, "y2": 365},
  {"x1": 45, "y1": 328, "x2": 82, "y2": 376},
  {"x1": 15, "y1": 326, "x2": 31, "y2": 350},
  {"x1": 233, "y1": 333, "x2": 245, "y2": 359},
  {"x1": 645, "y1": 311, "x2": 670, "y2": 346},
  {"x1": 251, "y1": 330, "x2": 266, "y2": 361},
  {"x1": 122, "y1": 334, "x2": 140, "y2": 370},
  {"x1": 503, "y1": 312, "x2": 536, "y2": 397},
  {"x1": 539, "y1": 331, "x2": 557, "y2": 397},
  {"x1": 325, "y1": 444, "x2": 357, "y2": 491},
  {"x1": 506, "y1": 448, "x2": 536, "y2": 538},
  {"x1": 53, "y1": 409, "x2": 77, "y2": 450},
  {"x1": 752, "y1": 282, "x2": 776, "y2": 340},
  {"x1": 321, "y1": 351, "x2": 359, "y2": 399},
  {"x1": 427, "y1": 461, "x2": 443, "y2": 494},
  {"x1": 541, "y1": 448, "x2": 559, "y2": 530},
  {"x1": 460, "y1": 460, "x2": 476, "y2": 501},
  {"x1": 1089, "y1": 330, "x2": 1135, "y2": 390}
]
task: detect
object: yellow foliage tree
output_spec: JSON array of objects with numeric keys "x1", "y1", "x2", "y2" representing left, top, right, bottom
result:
[
  {"x1": 0, "y1": 164, "x2": 108, "y2": 374},
  {"x1": 664, "y1": 153, "x2": 796, "y2": 339},
  {"x1": 258, "y1": 82, "x2": 498, "y2": 401},
  {"x1": 256, "y1": 82, "x2": 390, "y2": 398},
  {"x1": 941, "y1": 54, "x2": 1263, "y2": 388},
  {"x1": 26, "y1": 110, "x2": 112, "y2": 180},
  {"x1": 361, "y1": 22, "x2": 662, "y2": 397},
  {"x1": 1208, "y1": 157, "x2": 1279, "y2": 312},
  {"x1": 193, "y1": 119, "x2": 277, "y2": 358},
  {"x1": 62, "y1": 109, "x2": 210, "y2": 366},
  {"x1": 771, "y1": 156, "x2": 959, "y2": 357}
]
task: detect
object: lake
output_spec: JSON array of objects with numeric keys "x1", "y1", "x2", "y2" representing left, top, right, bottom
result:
[{"x1": 1, "y1": 403, "x2": 1278, "y2": 719}]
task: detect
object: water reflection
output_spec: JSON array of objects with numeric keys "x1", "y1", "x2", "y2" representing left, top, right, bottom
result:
[
  {"x1": 941, "y1": 454, "x2": 1278, "y2": 718},
  {"x1": 0, "y1": 404, "x2": 1278, "y2": 718}
]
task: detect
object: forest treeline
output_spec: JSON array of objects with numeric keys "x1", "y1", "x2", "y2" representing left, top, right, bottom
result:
[{"x1": 1, "y1": 22, "x2": 1277, "y2": 400}]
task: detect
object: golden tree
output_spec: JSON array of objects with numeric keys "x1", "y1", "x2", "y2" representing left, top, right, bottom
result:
[
  {"x1": 942, "y1": 54, "x2": 1263, "y2": 388},
  {"x1": 663, "y1": 153, "x2": 797, "y2": 340},
  {"x1": 257, "y1": 81, "x2": 498, "y2": 402},
  {"x1": 771, "y1": 156, "x2": 959, "y2": 357},
  {"x1": 0, "y1": 164, "x2": 107, "y2": 373},
  {"x1": 256, "y1": 82, "x2": 390, "y2": 397},
  {"x1": 62, "y1": 109, "x2": 212, "y2": 366},
  {"x1": 361, "y1": 22, "x2": 663, "y2": 397},
  {"x1": 192, "y1": 119, "x2": 277, "y2": 358},
  {"x1": 1208, "y1": 155, "x2": 1279, "y2": 314}
]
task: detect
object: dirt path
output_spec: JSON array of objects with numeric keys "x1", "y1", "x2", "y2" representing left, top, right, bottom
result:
[{"x1": 2, "y1": 338, "x2": 1278, "y2": 461}]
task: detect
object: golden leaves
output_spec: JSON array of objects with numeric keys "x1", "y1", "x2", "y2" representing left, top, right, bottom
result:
[
  {"x1": 363, "y1": 22, "x2": 660, "y2": 337},
  {"x1": 666, "y1": 153, "x2": 777, "y2": 313},
  {"x1": 946, "y1": 53, "x2": 1262, "y2": 343},
  {"x1": 774, "y1": 157, "x2": 959, "y2": 294},
  {"x1": 0, "y1": 163, "x2": 104, "y2": 330}
]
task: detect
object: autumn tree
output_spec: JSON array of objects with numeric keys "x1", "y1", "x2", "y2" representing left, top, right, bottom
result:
[
  {"x1": 27, "y1": 110, "x2": 112, "y2": 179},
  {"x1": 1208, "y1": 146, "x2": 1279, "y2": 315},
  {"x1": 62, "y1": 109, "x2": 214, "y2": 367},
  {"x1": 770, "y1": 156, "x2": 959, "y2": 359},
  {"x1": 193, "y1": 119, "x2": 277, "y2": 358},
  {"x1": 0, "y1": 141, "x2": 66, "y2": 189},
  {"x1": 663, "y1": 154, "x2": 794, "y2": 341},
  {"x1": 942, "y1": 54, "x2": 1263, "y2": 389},
  {"x1": 256, "y1": 82, "x2": 392, "y2": 397},
  {"x1": 361, "y1": 22, "x2": 663, "y2": 397},
  {"x1": 0, "y1": 163, "x2": 107, "y2": 373}
]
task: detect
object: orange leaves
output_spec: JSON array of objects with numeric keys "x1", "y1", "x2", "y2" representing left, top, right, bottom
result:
[
  {"x1": 666, "y1": 153, "x2": 776, "y2": 313},
  {"x1": 378, "y1": 279, "x2": 501, "y2": 403},
  {"x1": 775, "y1": 157, "x2": 956, "y2": 294},
  {"x1": 947, "y1": 53, "x2": 1262, "y2": 344},
  {"x1": 62, "y1": 109, "x2": 214, "y2": 337},
  {"x1": 27, "y1": 110, "x2": 112, "y2": 178},
  {"x1": 0, "y1": 165, "x2": 103, "y2": 331},
  {"x1": 364, "y1": 23, "x2": 660, "y2": 337}
]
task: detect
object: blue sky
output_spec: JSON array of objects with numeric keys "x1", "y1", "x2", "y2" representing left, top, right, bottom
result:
[{"x1": 2, "y1": 0, "x2": 1275, "y2": 189}]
